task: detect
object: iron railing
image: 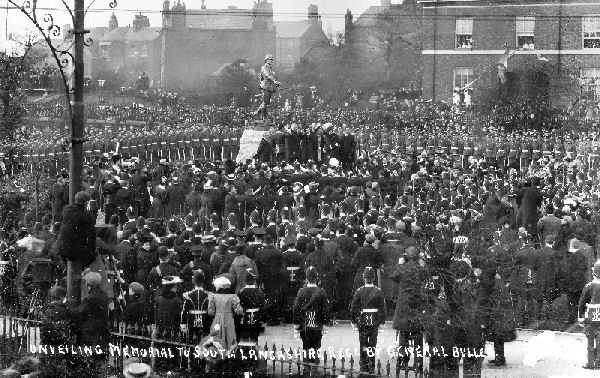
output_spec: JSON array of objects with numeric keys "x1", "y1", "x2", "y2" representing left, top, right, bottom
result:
[{"x1": 0, "y1": 308, "x2": 430, "y2": 377}]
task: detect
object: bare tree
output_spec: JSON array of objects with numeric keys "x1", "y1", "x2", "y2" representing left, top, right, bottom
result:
[
  {"x1": 350, "y1": 0, "x2": 423, "y2": 87},
  {"x1": 0, "y1": 32, "x2": 44, "y2": 151}
]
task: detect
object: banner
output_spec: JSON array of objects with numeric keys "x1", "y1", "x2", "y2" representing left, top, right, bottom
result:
[{"x1": 236, "y1": 129, "x2": 269, "y2": 162}]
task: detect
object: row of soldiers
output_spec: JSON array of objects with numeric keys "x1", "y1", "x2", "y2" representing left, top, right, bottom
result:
[{"x1": 17, "y1": 129, "x2": 600, "y2": 168}]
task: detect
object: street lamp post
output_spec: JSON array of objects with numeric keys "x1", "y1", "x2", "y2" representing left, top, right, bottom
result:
[{"x1": 98, "y1": 79, "x2": 105, "y2": 103}]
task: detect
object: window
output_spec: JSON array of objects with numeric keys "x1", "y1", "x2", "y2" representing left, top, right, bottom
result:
[
  {"x1": 455, "y1": 18, "x2": 473, "y2": 49},
  {"x1": 516, "y1": 17, "x2": 535, "y2": 50},
  {"x1": 454, "y1": 67, "x2": 473, "y2": 89},
  {"x1": 141, "y1": 45, "x2": 148, "y2": 58},
  {"x1": 286, "y1": 54, "x2": 294, "y2": 69},
  {"x1": 100, "y1": 45, "x2": 108, "y2": 58},
  {"x1": 583, "y1": 17, "x2": 600, "y2": 49},
  {"x1": 581, "y1": 68, "x2": 600, "y2": 101},
  {"x1": 453, "y1": 67, "x2": 474, "y2": 105}
]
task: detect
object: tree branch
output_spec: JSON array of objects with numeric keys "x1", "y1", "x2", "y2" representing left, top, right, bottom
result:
[
  {"x1": 61, "y1": 0, "x2": 75, "y2": 23},
  {"x1": 84, "y1": 0, "x2": 98, "y2": 19}
]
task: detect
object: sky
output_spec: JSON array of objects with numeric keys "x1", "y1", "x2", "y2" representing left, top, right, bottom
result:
[{"x1": 1, "y1": 0, "x2": 385, "y2": 43}]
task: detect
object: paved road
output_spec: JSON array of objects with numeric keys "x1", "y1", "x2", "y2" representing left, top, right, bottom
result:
[{"x1": 258, "y1": 323, "x2": 597, "y2": 377}]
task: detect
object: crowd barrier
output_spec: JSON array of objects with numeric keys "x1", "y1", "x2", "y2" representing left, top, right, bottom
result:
[{"x1": 0, "y1": 305, "x2": 428, "y2": 377}]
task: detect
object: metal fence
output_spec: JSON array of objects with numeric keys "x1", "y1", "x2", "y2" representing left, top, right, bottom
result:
[
  {"x1": 0, "y1": 307, "x2": 41, "y2": 368},
  {"x1": 0, "y1": 308, "x2": 430, "y2": 377}
]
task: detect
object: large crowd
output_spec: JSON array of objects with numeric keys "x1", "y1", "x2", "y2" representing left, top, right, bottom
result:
[{"x1": 2, "y1": 95, "x2": 600, "y2": 376}]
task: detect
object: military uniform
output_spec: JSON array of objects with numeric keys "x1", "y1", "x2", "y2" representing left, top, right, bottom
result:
[
  {"x1": 282, "y1": 246, "x2": 303, "y2": 320},
  {"x1": 350, "y1": 281, "x2": 386, "y2": 373},
  {"x1": 181, "y1": 287, "x2": 210, "y2": 343},
  {"x1": 578, "y1": 275, "x2": 600, "y2": 369},
  {"x1": 255, "y1": 55, "x2": 279, "y2": 119},
  {"x1": 293, "y1": 281, "x2": 330, "y2": 364},
  {"x1": 237, "y1": 284, "x2": 266, "y2": 343},
  {"x1": 255, "y1": 241, "x2": 284, "y2": 323}
]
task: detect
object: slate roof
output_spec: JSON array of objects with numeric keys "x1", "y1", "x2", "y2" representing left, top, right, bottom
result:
[
  {"x1": 185, "y1": 8, "x2": 254, "y2": 30},
  {"x1": 100, "y1": 27, "x2": 161, "y2": 43}
]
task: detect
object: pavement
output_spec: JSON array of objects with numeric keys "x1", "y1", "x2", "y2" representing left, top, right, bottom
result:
[
  {"x1": 258, "y1": 323, "x2": 599, "y2": 378},
  {"x1": 2, "y1": 317, "x2": 598, "y2": 377}
]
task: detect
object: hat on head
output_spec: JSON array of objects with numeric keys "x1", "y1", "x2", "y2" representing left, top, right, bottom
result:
[
  {"x1": 308, "y1": 228, "x2": 321, "y2": 236},
  {"x1": 568, "y1": 239, "x2": 584, "y2": 253},
  {"x1": 74, "y1": 191, "x2": 91, "y2": 204},
  {"x1": 51, "y1": 221, "x2": 61, "y2": 234},
  {"x1": 545, "y1": 234, "x2": 556, "y2": 245},
  {"x1": 167, "y1": 220, "x2": 177, "y2": 232},
  {"x1": 593, "y1": 260, "x2": 600, "y2": 277},
  {"x1": 305, "y1": 266, "x2": 318, "y2": 283},
  {"x1": 192, "y1": 222, "x2": 202, "y2": 234},
  {"x1": 161, "y1": 276, "x2": 183, "y2": 286},
  {"x1": 123, "y1": 361, "x2": 152, "y2": 378},
  {"x1": 193, "y1": 270, "x2": 205, "y2": 286},
  {"x1": 158, "y1": 246, "x2": 169, "y2": 260},
  {"x1": 128, "y1": 282, "x2": 145, "y2": 295},
  {"x1": 225, "y1": 237, "x2": 237, "y2": 248},
  {"x1": 201, "y1": 235, "x2": 216, "y2": 244},
  {"x1": 83, "y1": 271, "x2": 101, "y2": 286},
  {"x1": 213, "y1": 276, "x2": 231, "y2": 290},
  {"x1": 49, "y1": 285, "x2": 66, "y2": 301},
  {"x1": 185, "y1": 214, "x2": 195, "y2": 227},
  {"x1": 191, "y1": 245, "x2": 203, "y2": 256},
  {"x1": 251, "y1": 227, "x2": 265, "y2": 236}
]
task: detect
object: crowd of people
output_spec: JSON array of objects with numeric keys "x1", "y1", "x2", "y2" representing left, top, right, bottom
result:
[
  {"x1": 3, "y1": 93, "x2": 600, "y2": 375},
  {"x1": 2, "y1": 124, "x2": 600, "y2": 374},
  {"x1": 10, "y1": 98, "x2": 600, "y2": 180}
]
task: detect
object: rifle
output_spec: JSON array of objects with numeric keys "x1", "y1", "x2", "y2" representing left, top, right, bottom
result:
[{"x1": 254, "y1": 87, "x2": 292, "y2": 97}]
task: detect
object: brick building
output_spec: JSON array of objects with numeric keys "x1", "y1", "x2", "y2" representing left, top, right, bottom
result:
[
  {"x1": 159, "y1": 0, "x2": 276, "y2": 90},
  {"x1": 420, "y1": 0, "x2": 600, "y2": 106},
  {"x1": 274, "y1": 5, "x2": 329, "y2": 74},
  {"x1": 98, "y1": 14, "x2": 161, "y2": 84}
]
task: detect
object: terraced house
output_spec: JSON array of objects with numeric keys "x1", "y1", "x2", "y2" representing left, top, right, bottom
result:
[{"x1": 420, "y1": 0, "x2": 600, "y2": 106}]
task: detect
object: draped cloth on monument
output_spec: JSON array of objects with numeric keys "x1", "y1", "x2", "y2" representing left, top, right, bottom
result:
[{"x1": 236, "y1": 129, "x2": 271, "y2": 163}]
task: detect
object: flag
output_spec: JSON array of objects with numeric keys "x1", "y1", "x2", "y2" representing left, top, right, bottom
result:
[
  {"x1": 461, "y1": 78, "x2": 478, "y2": 91},
  {"x1": 496, "y1": 48, "x2": 515, "y2": 84}
]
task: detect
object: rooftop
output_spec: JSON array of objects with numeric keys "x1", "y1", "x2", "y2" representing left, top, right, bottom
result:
[
  {"x1": 274, "y1": 20, "x2": 314, "y2": 38},
  {"x1": 100, "y1": 27, "x2": 161, "y2": 43}
]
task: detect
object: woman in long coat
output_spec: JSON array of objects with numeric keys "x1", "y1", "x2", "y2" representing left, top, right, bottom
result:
[
  {"x1": 151, "y1": 180, "x2": 167, "y2": 219},
  {"x1": 207, "y1": 276, "x2": 244, "y2": 349}
]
